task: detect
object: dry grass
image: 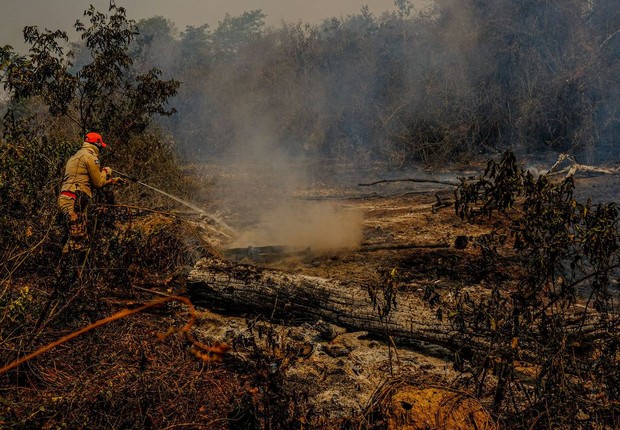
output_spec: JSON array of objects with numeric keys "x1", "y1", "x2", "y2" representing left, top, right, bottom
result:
[
  {"x1": 0, "y1": 209, "x2": 242, "y2": 429},
  {"x1": 359, "y1": 379, "x2": 497, "y2": 430},
  {"x1": 1, "y1": 308, "x2": 242, "y2": 429}
]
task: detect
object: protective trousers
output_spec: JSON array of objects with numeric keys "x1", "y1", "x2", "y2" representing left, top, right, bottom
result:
[{"x1": 58, "y1": 191, "x2": 90, "y2": 253}]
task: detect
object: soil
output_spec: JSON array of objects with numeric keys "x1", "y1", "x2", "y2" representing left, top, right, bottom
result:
[{"x1": 4, "y1": 162, "x2": 617, "y2": 429}]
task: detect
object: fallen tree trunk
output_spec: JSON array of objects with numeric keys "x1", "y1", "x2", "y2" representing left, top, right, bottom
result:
[
  {"x1": 221, "y1": 243, "x2": 450, "y2": 262},
  {"x1": 187, "y1": 257, "x2": 610, "y2": 370},
  {"x1": 187, "y1": 257, "x2": 456, "y2": 350}
]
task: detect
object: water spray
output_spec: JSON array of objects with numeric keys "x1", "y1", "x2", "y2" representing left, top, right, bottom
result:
[{"x1": 113, "y1": 169, "x2": 236, "y2": 238}]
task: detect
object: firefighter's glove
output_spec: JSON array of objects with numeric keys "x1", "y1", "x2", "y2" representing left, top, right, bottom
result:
[
  {"x1": 102, "y1": 167, "x2": 113, "y2": 180},
  {"x1": 110, "y1": 177, "x2": 127, "y2": 186}
]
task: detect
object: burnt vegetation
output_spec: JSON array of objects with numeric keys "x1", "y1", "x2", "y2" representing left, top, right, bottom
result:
[
  {"x1": 449, "y1": 152, "x2": 620, "y2": 427},
  {"x1": 1, "y1": 0, "x2": 620, "y2": 429}
]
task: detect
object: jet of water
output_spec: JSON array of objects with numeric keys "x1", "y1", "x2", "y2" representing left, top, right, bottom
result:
[{"x1": 114, "y1": 169, "x2": 237, "y2": 238}]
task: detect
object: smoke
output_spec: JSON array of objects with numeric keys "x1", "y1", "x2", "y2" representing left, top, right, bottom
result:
[
  {"x1": 182, "y1": 0, "x2": 617, "y2": 249},
  {"x1": 212, "y1": 154, "x2": 364, "y2": 252},
  {"x1": 9, "y1": 0, "x2": 616, "y2": 231},
  {"x1": 230, "y1": 200, "x2": 363, "y2": 251},
  {"x1": 205, "y1": 102, "x2": 364, "y2": 252},
  {"x1": 0, "y1": 0, "x2": 426, "y2": 53}
]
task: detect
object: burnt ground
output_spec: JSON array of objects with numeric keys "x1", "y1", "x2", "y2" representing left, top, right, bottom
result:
[
  {"x1": 190, "y1": 166, "x2": 619, "y2": 429},
  {"x1": 178, "y1": 166, "x2": 507, "y2": 428},
  {"x1": 2, "y1": 163, "x2": 618, "y2": 429}
]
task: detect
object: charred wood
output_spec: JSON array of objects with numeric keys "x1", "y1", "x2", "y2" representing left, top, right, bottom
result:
[
  {"x1": 432, "y1": 193, "x2": 453, "y2": 213},
  {"x1": 187, "y1": 257, "x2": 457, "y2": 352},
  {"x1": 187, "y1": 257, "x2": 612, "y2": 372},
  {"x1": 358, "y1": 242, "x2": 450, "y2": 252},
  {"x1": 358, "y1": 178, "x2": 459, "y2": 187}
]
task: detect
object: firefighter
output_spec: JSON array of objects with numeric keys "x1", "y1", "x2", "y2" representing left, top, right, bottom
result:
[{"x1": 58, "y1": 132, "x2": 122, "y2": 253}]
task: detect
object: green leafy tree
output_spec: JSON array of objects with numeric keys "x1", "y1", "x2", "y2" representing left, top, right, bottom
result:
[
  {"x1": 179, "y1": 24, "x2": 212, "y2": 70},
  {"x1": 0, "y1": 3, "x2": 179, "y2": 140},
  {"x1": 212, "y1": 10, "x2": 266, "y2": 61}
]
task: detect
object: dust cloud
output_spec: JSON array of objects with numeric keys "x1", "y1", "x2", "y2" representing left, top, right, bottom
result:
[{"x1": 230, "y1": 200, "x2": 364, "y2": 252}]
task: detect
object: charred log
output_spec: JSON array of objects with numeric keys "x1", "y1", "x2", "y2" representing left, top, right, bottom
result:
[
  {"x1": 186, "y1": 256, "x2": 613, "y2": 374},
  {"x1": 187, "y1": 257, "x2": 457, "y2": 351},
  {"x1": 222, "y1": 243, "x2": 451, "y2": 263}
]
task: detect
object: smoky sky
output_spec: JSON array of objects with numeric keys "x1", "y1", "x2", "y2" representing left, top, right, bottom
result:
[{"x1": 1, "y1": 0, "x2": 430, "y2": 52}]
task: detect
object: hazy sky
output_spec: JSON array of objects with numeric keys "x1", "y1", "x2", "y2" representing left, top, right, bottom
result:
[{"x1": 1, "y1": 0, "x2": 430, "y2": 52}]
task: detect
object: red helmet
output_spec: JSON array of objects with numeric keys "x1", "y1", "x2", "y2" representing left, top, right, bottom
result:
[{"x1": 84, "y1": 132, "x2": 107, "y2": 148}]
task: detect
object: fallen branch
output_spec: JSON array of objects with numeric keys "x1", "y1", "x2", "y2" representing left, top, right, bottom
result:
[
  {"x1": 547, "y1": 154, "x2": 620, "y2": 178},
  {"x1": 432, "y1": 193, "x2": 453, "y2": 213},
  {"x1": 0, "y1": 295, "x2": 228, "y2": 375},
  {"x1": 359, "y1": 242, "x2": 450, "y2": 252},
  {"x1": 358, "y1": 178, "x2": 459, "y2": 187}
]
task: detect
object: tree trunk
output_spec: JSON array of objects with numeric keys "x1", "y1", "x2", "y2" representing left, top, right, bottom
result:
[{"x1": 187, "y1": 257, "x2": 456, "y2": 350}]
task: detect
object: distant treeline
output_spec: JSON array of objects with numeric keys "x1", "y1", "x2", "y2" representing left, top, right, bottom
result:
[{"x1": 119, "y1": 0, "x2": 618, "y2": 165}]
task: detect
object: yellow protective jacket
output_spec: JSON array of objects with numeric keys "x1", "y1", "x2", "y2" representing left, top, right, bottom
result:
[{"x1": 60, "y1": 142, "x2": 111, "y2": 197}]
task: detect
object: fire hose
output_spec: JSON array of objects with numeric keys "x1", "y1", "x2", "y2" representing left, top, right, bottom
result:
[{"x1": 112, "y1": 169, "x2": 236, "y2": 238}]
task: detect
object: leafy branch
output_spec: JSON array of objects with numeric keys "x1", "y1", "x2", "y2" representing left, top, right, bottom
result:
[{"x1": 450, "y1": 151, "x2": 620, "y2": 427}]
